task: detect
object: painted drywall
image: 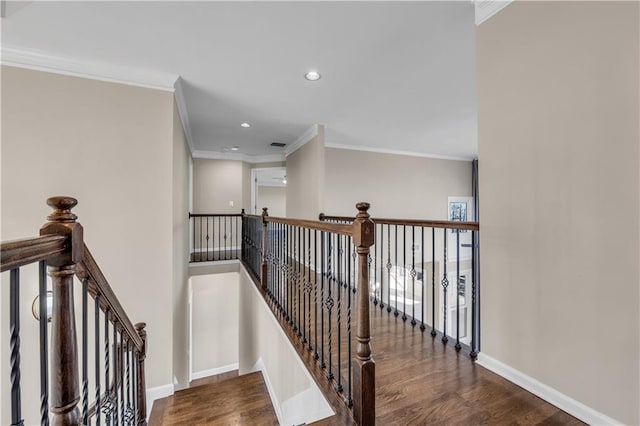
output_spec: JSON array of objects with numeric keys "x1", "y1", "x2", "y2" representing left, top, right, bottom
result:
[
  {"x1": 172, "y1": 100, "x2": 191, "y2": 390},
  {"x1": 477, "y1": 2, "x2": 639, "y2": 424},
  {"x1": 257, "y1": 185, "x2": 286, "y2": 217},
  {"x1": 238, "y1": 267, "x2": 333, "y2": 425},
  {"x1": 0, "y1": 65, "x2": 175, "y2": 424},
  {"x1": 192, "y1": 158, "x2": 249, "y2": 213},
  {"x1": 190, "y1": 273, "x2": 239, "y2": 375},
  {"x1": 324, "y1": 147, "x2": 472, "y2": 219},
  {"x1": 286, "y1": 126, "x2": 325, "y2": 220}
]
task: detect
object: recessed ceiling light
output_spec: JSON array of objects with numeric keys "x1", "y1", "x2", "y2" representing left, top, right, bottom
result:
[
  {"x1": 231, "y1": 146, "x2": 239, "y2": 151},
  {"x1": 304, "y1": 71, "x2": 321, "y2": 81},
  {"x1": 241, "y1": 122, "x2": 251, "y2": 128}
]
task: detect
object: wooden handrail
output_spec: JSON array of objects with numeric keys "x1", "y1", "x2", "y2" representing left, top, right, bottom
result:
[
  {"x1": 76, "y1": 244, "x2": 144, "y2": 352},
  {"x1": 319, "y1": 213, "x2": 480, "y2": 231},
  {"x1": 189, "y1": 212, "x2": 243, "y2": 218},
  {"x1": 265, "y1": 216, "x2": 354, "y2": 236},
  {"x1": 1, "y1": 235, "x2": 68, "y2": 272}
]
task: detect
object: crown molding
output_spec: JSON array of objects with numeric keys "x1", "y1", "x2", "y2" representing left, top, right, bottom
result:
[
  {"x1": 192, "y1": 150, "x2": 285, "y2": 164},
  {"x1": 284, "y1": 124, "x2": 319, "y2": 157},
  {"x1": 474, "y1": 0, "x2": 513, "y2": 25},
  {"x1": 1, "y1": 46, "x2": 178, "y2": 92},
  {"x1": 324, "y1": 142, "x2": 474, "y2": 162},
  {"x1": 173, "y1": 77, "x2": 195, "y2": 154}
]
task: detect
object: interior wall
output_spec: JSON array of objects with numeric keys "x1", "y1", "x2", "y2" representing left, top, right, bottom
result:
[
  {"x1": 172, "y1": 100, "x2": 191, "y2": 390},
  {"x1": 0, "y1": 66, "x2": 175, "y2": 423},
  {"x1": 238, "y1": 267, "x2": 333, "y2": 425},
  {"x1": 258, "y1": 185, "x2": 286, "y2": 217},
  {"x1": 324, "y1": 148, "x2": 472, "y2": 219},
  {"x1": 192, "y1": 158, "x2": 247, "y2": 213},
  {"x1": 190, "y1": 273, "x2": 239, "y2": 375},
  {"x1": 286, "y1": 126, "x2": 325, "y2": 219},
  {"x1": 477, "y1": 2, "x2": 639, "y2": 424}
]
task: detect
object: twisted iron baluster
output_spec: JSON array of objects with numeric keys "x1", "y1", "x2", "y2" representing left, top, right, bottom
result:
[
  {"x1": 39, "y1": 261, "x2": 50, "y2": 426},
  {"x1": 442, "y1": 230, "x2": 449, "y2": 344},
  {"x1": 10, "y1": 268, "x2": 24, "y2": 426}
]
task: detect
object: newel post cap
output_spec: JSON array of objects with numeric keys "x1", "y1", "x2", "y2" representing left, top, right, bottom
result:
[
  {"x1": 46, "y1": 196, "x2": 78, "y2": 222},
  {"x1": 41, "y1": 196, "x2": 83, "y2": 266},
  {"x1": 353, "y1": 202, "x2": 374, "y2": 248}
]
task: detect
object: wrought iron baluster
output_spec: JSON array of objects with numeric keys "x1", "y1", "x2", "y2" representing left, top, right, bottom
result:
[
  {"x1": 103, "y1": 310, "x2": 113, "y2": 423},
  {"x1": 113, "y1": 320, "x2": 119, "y2": 425},
  {"x1": 296, "y1": 226, "x2": 301, "y2": 336},
  {"x1": 120, "y1": 331, "x2": 125, "y2": 424},
  {"x1": 39, "y1": 261, "x2": 50, "y2": 426},
  {"x1": 386, "y1": 225, "x2": 392, "y2": 313},
  {"x1": 373, "y1": 224, "x2": 378, "y2": 306},
  {"x1": 336, "y1": 234, "x2": 343, "y2": 392},
  {"x1": 471, "y1": 229, "x2": 478, "y2": 358},
  {"x1": 455, "y1": 229, "x2": 461, "y2": 351},
  {"x1": 10, "y1": 268, "x2": 23, "y2": 426},
  {"x1": 402, "y1": 225, "x2": 407, "y2": 322},
  {"x1": 314, "y1": 229, "x2": 319, "y2": 359},
  {"x1": 94, "y1": 296, "x2": 101, "y2": 426},
  {"x1": 420, "y1": 228, "x2": 426, "y2": 331},
  {"x1": 379, "y1": 224, "x2": 385, "y2": 310},
  {"x1": 320, "y1": 231, "x2": 326, "y2": 369},
  {"x1": 81, "y1": 279, "x2": 89, "y2": 425},
  {"x1": 411, "y1": 226, "x2": 416, "y2": 326},
  {"x1": 326, "y1": 233, "x2": 334, "y2": 380},
  {"x1": 442, "y1": 230, "x2": 449, "y2": 344},
  {"x1": 431, "y1": 228, "x2": 437, "y2": 337},
  {"x1": 394, "y1": 225, "x2": 399, "y2": 317},
  {"x1": 307, "y1": 228, "x2": 312, "y2": 350},
  {"x1": 347, "y1": 235, "x2": 353, "y2": 407}
]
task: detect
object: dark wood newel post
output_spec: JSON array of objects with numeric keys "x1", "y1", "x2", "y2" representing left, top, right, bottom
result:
[
  {"x1": 40, "y1": 196, "x2": 84, "y2": 426},
  {"x1": 352, "y1": 202, "x2": 375, "y2": 426},
  {"x1": 135, "y1": 322, "x2": 148, "y2": 426},
  {"x1": 261, "y1": 207, "x2": 269, "y2": 290}
]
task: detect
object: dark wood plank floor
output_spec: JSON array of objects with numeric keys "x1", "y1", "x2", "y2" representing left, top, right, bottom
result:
[
  {"x1": 149, "y1": 371, "x2": 277, "y2": 426},
  {"x1": 149, "y1": 271, "x2": 585, "y2": 425}
]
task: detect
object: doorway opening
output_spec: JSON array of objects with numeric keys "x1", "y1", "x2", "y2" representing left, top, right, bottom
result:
[{"x1": 251, "y1": 167, "x2": 286, "y2": 216}]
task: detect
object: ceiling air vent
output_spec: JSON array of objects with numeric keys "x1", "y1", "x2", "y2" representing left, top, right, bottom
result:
[{"x1": 270, "y1": 142, "x2": 286, "y2": 148}]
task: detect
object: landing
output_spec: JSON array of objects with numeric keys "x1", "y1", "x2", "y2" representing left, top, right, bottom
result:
[{"x1": 149, "y1": 371, "x2": 277, "y2": 425}]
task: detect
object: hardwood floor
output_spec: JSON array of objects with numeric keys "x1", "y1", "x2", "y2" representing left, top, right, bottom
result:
[
  {"x1": 149, "y1": 272, "x2": 585, "y2": 425},
  {"x1": 149, "y1": 371, "x2": 277, "y2": 426}
]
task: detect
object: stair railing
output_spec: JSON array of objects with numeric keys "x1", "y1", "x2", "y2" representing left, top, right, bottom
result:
[
  {"x1": 1, "y1": 197, "x2": 147, "y2": 426},
  {"x1": 242, "y1": 203, "x2": 376, "y2": 426},
  {"x1": 320, "y1": 212, "x2": 481, "y2": 357}
]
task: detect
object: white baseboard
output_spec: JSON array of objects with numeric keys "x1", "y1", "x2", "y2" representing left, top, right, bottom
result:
[
  {"x1": 146, "y1": 383, "x2": 174, "y2": 419},
  {"x1": 476, "y1": 353, "x2": 622, "y2": 426},
  {"x1": 251, "y1": 357, "x2": 286, "y2": 425},
  {"x1": 190, "y1": 363, "x2": 239, "y2": 381}
]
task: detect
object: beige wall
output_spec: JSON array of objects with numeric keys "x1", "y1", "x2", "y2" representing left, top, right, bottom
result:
[
  {"x1": 0, "y1": 66, "x2": 178, "y2": 423},
  {"x1": 172, "y1": 100, "x2": 191, "y2": 389},
  {"x1": 324, "y1": 148, "x2": 472, "y2": 219},
  {"x1": 190, "y1": 273, "x2": 239, "y2": 374},
  {"x1": 477, "y1": 2, "x2": 639, "y2": 424},
  {"x1": 258, "y1": 185, "x2": 286, "y2": 217},
  {"x1": 286, "y1": 127, "x2": 325, "y2": 219},
  {"x1": 192, "y1": 158, "x2": 249, "y2": 213},
  {"x1": 238, "y1": 268, "x2": 333, "y2": 424}
]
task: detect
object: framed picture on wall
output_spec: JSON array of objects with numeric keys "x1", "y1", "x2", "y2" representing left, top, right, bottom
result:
[{"x1": 448, "y1": 201, "x2": 468, "y2": 233}]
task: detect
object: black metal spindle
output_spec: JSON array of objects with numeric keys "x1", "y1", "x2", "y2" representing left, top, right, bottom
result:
[
  {"x1": 320, "y1": 231, "x2": 326, "y2": 369},
  {"x1": 39, "y1": 261, "x2": 50, "y2": 426},
  {"x1": 126, "y1": 339, "x2": 132, "y2": 423},
  {"x1": 420, "y1": 228, "x2": 426, "y2": 332},
  {"x1": 113, "y1": 320, "x2": 119, "y2": 425},
  {"x1": 431, "y1": 228, "x2": 437, "y2": 337},
  {"x1": 314, "y1": 230, "x2": 319, "y2": 360},
  {"x1": 307, "y1": 228, "x2": 312, "y2": 350},
  {"x1": 94, "y1": 296, "x2": 101, "y2": 426},
  {"x1": 471, "y1": 229, "x2": 478, "y2": 358},
  {"x1": 373, "y1": 224, "x2": 378, "y2": 306},
  {"x1": 192, "y1": 214, "x2": 196, "y2": 262},
  {"x1": 411, "y1": 226, "x2": 416, "y2": 326},
  {"x1": 347, "y1": 235, "x2": 353, "y2": 406},
  {"x1": 442, "y1": 230, "x2": 449, "y2": 344},
  {"x1": 296, "y1": 226, "x2": 301, "y2": 336},
  {"x1": 379, "y1": 224, "x2": 385, "y2": 310},
  {"x1": 394, "y1": 225, "x2": 399, "y2": 317},
  {"x1": 402, "y1": 225, "x2": 407, "y2": 321},
  {"x1": 120, "y1": 331, "x2": 125, "y2": 425},
  {"x1": 9, "y1": 268, "x2": 23, "y2": 426},
  {"x1": 336, "y1": 234, "x2": 342, "y2": 392},
  {"x1": 225, "y1": 215, "x2": 228, "y2": 260},
  {"x1": 455, "y1": 229, "x2": 461, "y2": 351},
  {"x1": 81, "y1": 279, "x2": 89, "y2": 425},
  {"x1": 199, "y1": 217, "x2": 202, "y2": 262},
  {"x1": 386, "y1": 225, "x2": 392, "y2": 313},
  {"x1": 103, "y1": 310, "x2": 112, "y2": 422},
  {"x1": 326, "y1": 233, "x2": 334, "y2": 380}
]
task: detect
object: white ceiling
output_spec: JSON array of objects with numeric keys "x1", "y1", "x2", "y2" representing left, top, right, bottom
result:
[{"x1": 1, "y1": 1, "x2": 478, "y2": 160}]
